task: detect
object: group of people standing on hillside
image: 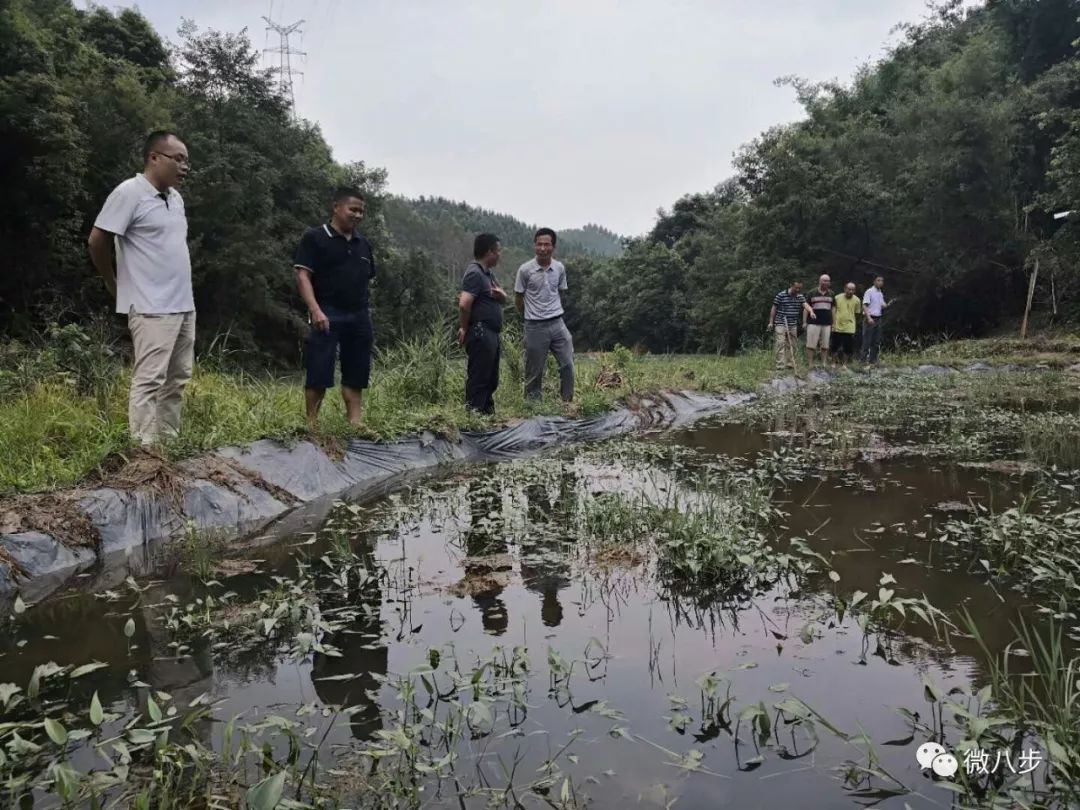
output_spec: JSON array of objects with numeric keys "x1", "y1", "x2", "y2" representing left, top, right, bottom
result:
[
  {"x1": 768, "y1": 274, "x2": 891, "y2": 371},
  {"x1": 87, "y1": 131, "x2": 575, "y2": 447}
]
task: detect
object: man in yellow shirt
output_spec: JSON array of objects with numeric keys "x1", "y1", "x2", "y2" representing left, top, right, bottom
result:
[{"x1": 832, "y1": 282, "x2": 861, "y2": 367}]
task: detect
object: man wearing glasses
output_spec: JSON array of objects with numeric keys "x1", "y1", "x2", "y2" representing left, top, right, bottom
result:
[{"x1": 88, "y1": 130, "x2": 194, "y2": 448}]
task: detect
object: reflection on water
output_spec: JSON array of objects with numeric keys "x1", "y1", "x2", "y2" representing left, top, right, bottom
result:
[
  {"x1": 521, "y1": 477, "x2": 572, "y2": 628},
  {"x1": 309, "y1": 545, "x2": 387, "y2": 742},
  {"x1": 1, "y1": 414, "x2": 1060, "y2": 809}
]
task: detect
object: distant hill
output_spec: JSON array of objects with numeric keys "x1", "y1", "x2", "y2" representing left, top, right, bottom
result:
[{"x1": 381, "y1": 196, "x2": 623, "y2": 281}]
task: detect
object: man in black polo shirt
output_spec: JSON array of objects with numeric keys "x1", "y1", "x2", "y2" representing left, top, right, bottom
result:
[
  {"x1": 457, "y1": 233, "x2": 507, "y2": 414},
  {"x1": 294, "y1": 187, "x2": 377, "y2": 429}
]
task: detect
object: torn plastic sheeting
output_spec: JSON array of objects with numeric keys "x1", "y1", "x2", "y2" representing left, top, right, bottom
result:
[
  {"x1": 460, "y1": 395, "x2": 686, "y2": 460},
  {"x1": 337, "y1": 433, "x2": 470, "y2": 482},
  {"x1": 182, "y1": 478, "x2": 288, "y2": 534},
  {"x1": 0, "y1": 532, "x2": 96, "y2": 604},
  {"x1": 218, "y1": 440, "x2": 355, "y2": 502},
  {"x1": 666, "y1": 391, "x2": 755, "y2": 425},
  {"x1": 80, "y1": 488, "x2": 183, "y2": 557},
  {"x1": 464, "y1": 415, "x2": 582, "y2": 459}
]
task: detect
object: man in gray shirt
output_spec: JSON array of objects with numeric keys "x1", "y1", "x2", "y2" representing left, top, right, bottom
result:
[
  {"x1": 514, "y1": 228, "x2": 574, "y2": 402},
  {"x1": 88, "y1": 130, "x2": 194, "y2": 447}
]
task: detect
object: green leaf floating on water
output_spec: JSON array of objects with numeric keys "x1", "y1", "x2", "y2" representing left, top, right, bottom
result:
[
  {"x1": 246, "y1": 769, "x2": 286, "y2": 810},
  {"x1": 90, "y1": 692, "x2": 104, "y2": 726},
  {"x1": 70, "y1": 662, "x2": 108, "y2": 679},
  {"x1": 44, "y1": 717, "x2": 67, "y2": 746},
  {"x1": 128, "y1": 728, "x2": 156, "y2": 745}
]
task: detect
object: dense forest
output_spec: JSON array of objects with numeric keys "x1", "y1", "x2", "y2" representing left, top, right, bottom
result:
[
  {"x1": 571, "y1": 0, "x2": 1080, "y2": 352},
  {"x1": 2, "y1": 0, "x2": 1079, "y2": 361},
  {"x1": 0, "y1": 0, "x2": 616, "y2": 361}
]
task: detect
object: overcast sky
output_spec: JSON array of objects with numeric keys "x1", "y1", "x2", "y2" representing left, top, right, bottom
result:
[{"x1": 121, "y1": 0, "x2": 942, "y2": 235}]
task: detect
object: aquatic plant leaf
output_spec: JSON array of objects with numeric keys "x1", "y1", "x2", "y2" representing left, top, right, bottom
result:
[
  {"x1": 90, "y1": 692, "x2": 104, "y2": 726},
  {"x1": 70, "y1": 662, "x2": 108, "y2": 679},
  {"x1": 44, "y1": 717, "x2": 68, "y2": 746},
  {"x1": 128, "y1": 729, "x2": 156, "y2": 745},
  {"x1": 246, "y1": 769, "x2": 286, "y2": 810},
  {"x1": 123, "y1": 618, "x2": 135, "y2": 638}
]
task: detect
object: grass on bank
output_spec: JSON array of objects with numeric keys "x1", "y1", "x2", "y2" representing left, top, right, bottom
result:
[
  {"x1": 3, "y1": 325, "x2": 1077, "y2": 497},
  {"x1": 0, "y1": 328, "x2": 773, "y2": 495},
  {"x1": 888, "y1": 332, "x2": 1080, "y2": 368}
]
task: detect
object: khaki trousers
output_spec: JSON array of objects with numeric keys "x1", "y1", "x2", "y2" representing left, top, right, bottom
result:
[
  {"x1": 127, "y1": 310, "x2": 195, "y2": 445},
  {"x1": 773, "y1": 326, "x2": 798, "y2": 370}
]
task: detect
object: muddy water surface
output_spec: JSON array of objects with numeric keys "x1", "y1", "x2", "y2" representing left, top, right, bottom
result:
[{"x1": 1, "y1": 415, "x2": 1048, "y2": 809}]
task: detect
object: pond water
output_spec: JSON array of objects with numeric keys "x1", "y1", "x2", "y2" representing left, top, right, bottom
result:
[{"x1": 0, "y1": 411, "x2": 1057, "y2": 808}]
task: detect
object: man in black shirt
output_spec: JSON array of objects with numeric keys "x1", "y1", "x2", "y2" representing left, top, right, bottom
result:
[
  {"x1": 458, "y1": 233, "x2": 507, "y2": 414},
  {"x1": 294, "y1": 187, "x2": 378, "y2": 428}
]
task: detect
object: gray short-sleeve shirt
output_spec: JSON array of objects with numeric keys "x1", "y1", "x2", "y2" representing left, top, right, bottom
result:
[
  {"x1": 94, "y1": 173, "x2": 194, "y2": 315},
  {"x1": 514, "y1": 259, "x2": 567, "y2": 321}
]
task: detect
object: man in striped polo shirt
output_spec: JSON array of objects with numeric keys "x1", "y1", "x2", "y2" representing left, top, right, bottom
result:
[
  {"x1": 805, "y1": 274, "x2": 835, "y2": 369},
  {"x1": 767, "y1": 280, "x2": 816, "y2": 371}
]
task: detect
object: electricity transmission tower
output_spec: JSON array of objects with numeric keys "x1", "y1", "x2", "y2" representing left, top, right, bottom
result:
[{"x1": 262, "y1": 14, "x2": 306, "y2": 115}]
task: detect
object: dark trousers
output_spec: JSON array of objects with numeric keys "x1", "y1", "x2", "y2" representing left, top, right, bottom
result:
[
  {"x1": 861, "y1": 318, "x2": 884, "y2": 364},
  {"x1": 304, "y1": 307, "x2": 373, "y2": 390},
  {"x1": 831, "y1": 331, "x2": 856, "y2": 361},
  {"x1": 465, "y1": 322, "x2": 500, "y2": 414}
]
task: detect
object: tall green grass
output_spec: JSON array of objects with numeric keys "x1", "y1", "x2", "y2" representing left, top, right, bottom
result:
[
  {"x1": 0, "y1": 333, "x2": 772, "y2": 494},
  {"x1": 967, "y1": 615, "x2": 1080, "y2": 807}
]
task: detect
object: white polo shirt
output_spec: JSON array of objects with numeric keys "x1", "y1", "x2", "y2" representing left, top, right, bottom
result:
[
  {"x1": 863, "y1": 287, "x2": 886, "y2": 317},
  {"x1": 514, "y1": 258, "x2": 567, "y2": 321},
  {"x1": 94, "y1": 173, "x2": 194, "y2": 314}
]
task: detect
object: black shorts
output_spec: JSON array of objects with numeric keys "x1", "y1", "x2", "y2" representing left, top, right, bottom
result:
[
  {"x1": 831, "y1": 332, "x2": 856, "y2": 357},
  {"x1": 305, "y1": 307, "x2": 373, "y2": 390}
]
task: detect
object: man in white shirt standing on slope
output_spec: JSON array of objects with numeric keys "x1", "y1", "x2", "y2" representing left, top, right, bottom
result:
[
  {"x1": 515, "y1": 228, "x2": 574, "y2": 403},
  {"x1": 88, "y1": 130, "x2": 194, "y2": 447}
]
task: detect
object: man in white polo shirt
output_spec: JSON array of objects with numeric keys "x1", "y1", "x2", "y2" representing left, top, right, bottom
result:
[
  {"x1": 514, "y1": 228, "x2": 574, "y2": 402},
  {"x1": 87, "y1": 130, "x2": 194, "y2": 447}
]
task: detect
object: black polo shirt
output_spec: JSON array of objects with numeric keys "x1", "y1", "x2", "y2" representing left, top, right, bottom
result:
[
  {"x1": 294, "y1": 223, "x2": 377, "y2": 312},
  {"x1": 462, "y1": 261, "x2": 503, "y2": 331}
]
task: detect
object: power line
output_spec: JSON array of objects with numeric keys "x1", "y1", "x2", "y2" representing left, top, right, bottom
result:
[{"x1": 262, "y1": 10, "x2": 306, "y2": 116}]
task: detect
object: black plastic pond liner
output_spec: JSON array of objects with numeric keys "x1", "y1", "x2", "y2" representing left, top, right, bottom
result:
[{"x1": 0, "y1": 390, "x2": 754, "y2": 607}]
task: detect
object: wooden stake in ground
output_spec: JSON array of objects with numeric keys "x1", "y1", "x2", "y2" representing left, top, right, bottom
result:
[
  {"x1": 1020, "y1": 258, "x2": 1039, "y2": 339},
  {"x1": 784, "y1": 317, "x2": 800, "y2": 375}
]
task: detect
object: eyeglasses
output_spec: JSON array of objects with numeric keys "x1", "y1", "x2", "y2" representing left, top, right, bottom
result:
[{"x1": 154, "y1": 151, "x2": 191, "y2": 167}]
